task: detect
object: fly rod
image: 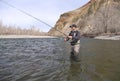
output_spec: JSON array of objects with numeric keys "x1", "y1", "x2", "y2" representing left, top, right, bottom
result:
[{"x1": 0, "y1": 0, "x2": 67, "y2": 36}]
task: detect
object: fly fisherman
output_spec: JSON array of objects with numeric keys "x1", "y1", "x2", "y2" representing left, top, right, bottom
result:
[{"x1": 64, "y1": 24, "x2": 81, "y2": 60}]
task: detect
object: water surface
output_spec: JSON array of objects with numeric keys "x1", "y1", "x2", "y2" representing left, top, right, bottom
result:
[{"x1": 0, "y1": 38, "x2": 120, "y2": 81}]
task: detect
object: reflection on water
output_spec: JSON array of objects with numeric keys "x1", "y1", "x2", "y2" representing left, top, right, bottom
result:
[{"x1": 0, "y1": 38, "x2": 120, "y2": 81}]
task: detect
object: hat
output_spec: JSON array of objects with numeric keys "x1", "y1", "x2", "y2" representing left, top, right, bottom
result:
[{"x1": 69, "y1": 24, "x2": 77, "y2": 28}]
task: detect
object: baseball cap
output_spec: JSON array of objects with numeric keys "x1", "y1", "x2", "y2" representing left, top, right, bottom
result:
[{"x1": 69, "y1": 24, "x2": 77, "y2": 28}]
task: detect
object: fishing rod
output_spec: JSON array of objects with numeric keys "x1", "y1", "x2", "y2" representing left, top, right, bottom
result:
[
  {"x1": 0, "y1": 0, "x2": 67, "y2": 36},
  {"x1": 0, "y1": 0, "x2": 81, "y2": 45}
]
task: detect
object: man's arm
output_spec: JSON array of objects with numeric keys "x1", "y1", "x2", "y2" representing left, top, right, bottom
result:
[{"x1": 64, "y1": 31, "x2": 72, "y2": 41}]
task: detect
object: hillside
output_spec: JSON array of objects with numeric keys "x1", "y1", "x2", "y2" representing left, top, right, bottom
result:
[{"x1": 49, "y1": 0, "x2": 120, "y2": 37}]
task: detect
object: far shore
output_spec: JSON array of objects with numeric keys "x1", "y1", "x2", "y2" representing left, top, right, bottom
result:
[
  {"x1": 1, "y1": 35, "x2": 120, "y2": 40},
  {"x1": 0, "y1": 35, "x2": 57, "y2": 38},
  {"x1": 95, "y1": 35, "x2": 120, "y2": 40}
]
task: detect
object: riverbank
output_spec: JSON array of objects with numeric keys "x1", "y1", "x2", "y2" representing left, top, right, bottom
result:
[
  {"x1": 0, "y1": 35, "x2": 57, "y2": 38},
  {"x1": 95, "y1": 35, "x2": 120, "y2": 40}
]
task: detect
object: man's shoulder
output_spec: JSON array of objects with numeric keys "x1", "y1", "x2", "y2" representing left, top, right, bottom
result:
[
  {"x1": 76, "y1": 30, "x2": 80, "y2": 33},
  {"x1": 69, "y1": 30, "x2": 74, "y2": 33}
]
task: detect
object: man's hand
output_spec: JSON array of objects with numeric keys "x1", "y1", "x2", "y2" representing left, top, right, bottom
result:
[
  {"x1": 64, "y1": 38, "x2": 67, "y2": 42},
  {"x1": 67, "y1": 36, "x2": 72, "y2": 39},
  {"x1": 64, "y1": 36, "x2": 72, "y2": 42}
]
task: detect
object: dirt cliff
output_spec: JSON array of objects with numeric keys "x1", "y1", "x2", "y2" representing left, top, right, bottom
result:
[{"x1": 49, "y1": 0, "x2": 120, "y2": 37}]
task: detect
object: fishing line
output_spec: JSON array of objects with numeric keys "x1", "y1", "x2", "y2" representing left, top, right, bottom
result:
[
  {"x1": 0, "y1": 0, "x2": 67, "y2": 36},
  {"x1": 0, "y1": 0, "x2": 83, "y2": 45}
]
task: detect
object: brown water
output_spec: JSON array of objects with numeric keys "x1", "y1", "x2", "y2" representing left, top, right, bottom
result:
[{"x1": 0, "y1": 38, "x2": 120, "y2": 81}]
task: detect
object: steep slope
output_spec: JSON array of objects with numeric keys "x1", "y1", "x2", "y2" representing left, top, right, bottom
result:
[{"x1": 49, "y1": 0, "x2": 120, "y2": 37}]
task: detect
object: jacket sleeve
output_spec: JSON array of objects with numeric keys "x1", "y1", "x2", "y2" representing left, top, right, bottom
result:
[{"x1": 66, "y1": 31, "x2": 72, "y2": 41}]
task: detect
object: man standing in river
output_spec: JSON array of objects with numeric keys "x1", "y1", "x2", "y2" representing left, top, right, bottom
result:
[{"x1": 64, "y1": 24, "x2": 81, "y2": 59}]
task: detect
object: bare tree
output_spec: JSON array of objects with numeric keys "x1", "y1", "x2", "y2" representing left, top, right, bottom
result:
[{"x1": 0, "y1": 21, "x2": 47, "y2": 35}]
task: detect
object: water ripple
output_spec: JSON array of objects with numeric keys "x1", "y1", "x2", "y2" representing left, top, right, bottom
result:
[{"x1": 0, "y1": 38, "x2": 120, "y2": 81}]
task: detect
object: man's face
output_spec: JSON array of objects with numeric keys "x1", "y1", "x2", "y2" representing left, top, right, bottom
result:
[{"x1": 71, "y1": 27, "x2": 76, "y2": 30}]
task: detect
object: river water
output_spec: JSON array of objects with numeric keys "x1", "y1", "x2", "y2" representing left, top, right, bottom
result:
[{"x1": 0, "y1": 38, "x2": 120, "y2": 81}]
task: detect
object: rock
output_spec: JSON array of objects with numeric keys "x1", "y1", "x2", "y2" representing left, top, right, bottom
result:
[{"x1": 49, "y1": 0, "x2": 120, "y2": 37}]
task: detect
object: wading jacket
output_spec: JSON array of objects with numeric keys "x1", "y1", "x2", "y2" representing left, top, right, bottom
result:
[{"x1": 67, "y1": 30, "x2": 80, "y2": 45}]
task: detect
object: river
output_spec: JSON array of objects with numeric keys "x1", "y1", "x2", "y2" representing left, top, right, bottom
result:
[{"x1": 0, "y1": 38, "x2": 120, "y2": 81}]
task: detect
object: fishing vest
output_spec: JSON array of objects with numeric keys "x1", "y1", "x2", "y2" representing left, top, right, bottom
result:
[{"x1": 69, "y1": 30, "x2": 80, "y2": 45}]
